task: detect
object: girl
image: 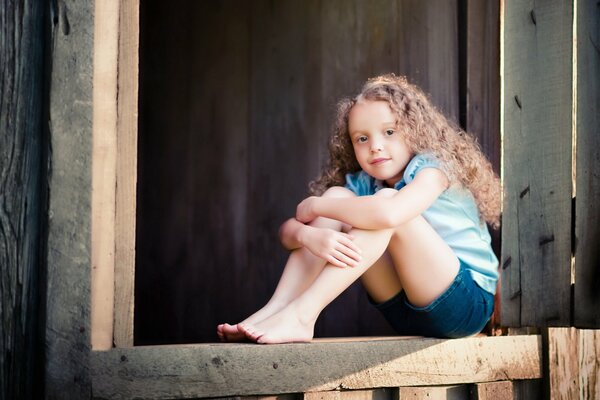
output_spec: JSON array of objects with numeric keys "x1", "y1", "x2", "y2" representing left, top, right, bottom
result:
[{"x1": 217, "y1": 74, "x2": 501, "y2": 344}]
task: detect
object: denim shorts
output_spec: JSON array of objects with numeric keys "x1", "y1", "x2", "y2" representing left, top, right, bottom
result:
[{"x1": 371, "y1": 261, "x2": 494, "y2": 338}]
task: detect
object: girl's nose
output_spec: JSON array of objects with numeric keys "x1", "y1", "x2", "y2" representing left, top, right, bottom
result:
[{"x1": 370, "y1": 139, "x2": 383, "y2": 152}]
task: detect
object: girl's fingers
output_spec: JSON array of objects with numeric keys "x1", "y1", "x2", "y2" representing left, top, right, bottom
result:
[
  {"x1": 332, "y1": 250, "x2": 358, "y2": 267},
  {"x1": 340, "y1": 237, "x2": 362, "y2": 254},
  {"x1": 336, "y1": 242, "x2": 362, "y2": 262},
  {"x1": 326, "y1": 255, "x2": 347, "y2": 268}
]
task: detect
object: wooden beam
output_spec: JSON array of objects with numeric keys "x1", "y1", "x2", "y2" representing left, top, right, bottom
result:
[
  {"x1": 305, "y1": 388, "x2": 393, "y2": 400},
  {"x1": 114, "y1": 0, "x2": 140, "y2": 348},
  {"x1": 91, "y1": 0, "x2": 119, "y2": 350},
  {"x1": 574, "y1": 0, "x2": 600, "y2": 328},
  {"x1": 500, "y1": 0, "x2": 573, "y2": 327},
  {"x1": 548, "y1": 328, "x2": 600, "y2": 399},
  {"x1": 471, "y1": 381, "x2": 513, "y2": 400},
  {"x1": 398, "y1": 385, "x2": 468, "y2": 400},
  {"x1": 46, "y1": 0, "x2": 95, "y2": 398},
  {"x1": 91, "y1": 335, "x2": 542, "y2": 399}
]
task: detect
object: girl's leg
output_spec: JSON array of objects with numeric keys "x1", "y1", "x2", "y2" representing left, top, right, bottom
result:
[
  {"x1": 239, "y1": 224, "x2": 395, "y2": 343},
  {"x1": 240, "y1": 189, "x2": 460, "y2": 343},
  {"x1": 217, "y1": 187, "x2": 355, "y2": 341}
]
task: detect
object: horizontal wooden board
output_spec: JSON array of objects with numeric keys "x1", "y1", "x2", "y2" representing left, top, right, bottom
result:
[{"x1": 91, "y1": 336, "x2": 542, "y2": 399}]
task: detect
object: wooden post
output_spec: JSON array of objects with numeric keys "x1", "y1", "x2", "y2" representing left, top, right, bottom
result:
[
  {"x1": 573, "y1": 0, "x2": 600, "y2": 328},
  {"x1": 547, "y1": 328, "x2": 600, "y2": 399},
  {"x1": 0, "y1": 1, "x2": 46, "y2": 398},
  {"x1": 45, "y1": 0, "x2": 95, "y2": 398},
  {"x1": 501, "y1": 0, "x2": 573, "y2": 327}
]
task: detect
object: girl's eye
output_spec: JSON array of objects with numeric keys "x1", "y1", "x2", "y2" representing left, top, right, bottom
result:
[
  {"x1": 357, "y1": 136, "x2": 368, "y2": 143},
  {"x1": 385, "y1": 129, "x2": 395, "y2": 136}
]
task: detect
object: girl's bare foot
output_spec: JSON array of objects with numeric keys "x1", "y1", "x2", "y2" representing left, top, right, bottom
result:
[
  {"x1": 239, "y1": 303, "x2": 316, "y2": 344},
  {"x1": 216, "y1": 300, "x2": 288, "y2": 342},
  {"x1": 217, "y1": 323, "x2": 246, "y2": 342}
]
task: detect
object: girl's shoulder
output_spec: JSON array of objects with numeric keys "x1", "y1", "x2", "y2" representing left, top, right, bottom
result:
[{"x1": 402, "y1": 153, "x2": 442, "y2": 185}]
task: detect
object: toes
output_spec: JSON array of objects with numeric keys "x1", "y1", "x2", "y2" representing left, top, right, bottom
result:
[{"x1": 240, "y1": 323, "x2": 262, "y2": 342}]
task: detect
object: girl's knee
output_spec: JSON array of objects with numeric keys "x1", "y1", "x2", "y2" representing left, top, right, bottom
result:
[{"x1": 322, "y1": 186, "x2": 356, "y2": 198}]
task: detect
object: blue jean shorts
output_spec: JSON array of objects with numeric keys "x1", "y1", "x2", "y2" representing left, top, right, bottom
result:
[{"x1": 371, "y1": 261, "x2": 494, "y2": 338}]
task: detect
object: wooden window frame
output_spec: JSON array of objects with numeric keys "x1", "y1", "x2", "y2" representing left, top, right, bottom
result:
[{"x1": 87, "y1": 1, "x2": 548, "y2": 398}]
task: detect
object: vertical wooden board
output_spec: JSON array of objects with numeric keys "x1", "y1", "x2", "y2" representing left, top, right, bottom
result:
[
  {"x1": 46, "y1": 0, "x2": 94, "y2": 397},
  {"x1": 574, "y1": 0, "x2": 600, "y2": 328},
  {"x1": 246, "y1": 0, "x2": 319, "y2": 336},
  {"x1": 465, "y1": 0, "x2": 501, "y2": 329},
  {"x1": 578, "y1": 329, "x2": 600, "y2": 399},
  {"x1": 501, "y1": 0, "x2": 573, "y2": 327},
  {"x1": 184, "y1": 0, "x2": 252, "y2": 342},
  {"x1": 471, "y1": 381, "x2": 513, "y2": 400},
  {"x1": 466, "y1": 0, "x2": 500, "y2": 172},
  {"x1": 398, "y1": 385, "x2": 469, "y2": 399},
  {"x1": 317, "y1": 0, "x2": 400, "y2": 337},
  {"x1": 397, "y1": 0, "x2": 460, "y2": 123},
  {"x1": 135, "y1": 1, "x2": 195, "y2": 344},
  {"x1": 114, "y1": 0, "x2": 140, "y2": 348},
  {"x1": 547, "y1": 328, "x2": 600, "y2": 399},
  {"x1": 0, "y1": 1, "x2": 45, "y2": 398},
  {"x1": 91, "y1": 0, "x2": 118, "y2": 350}
]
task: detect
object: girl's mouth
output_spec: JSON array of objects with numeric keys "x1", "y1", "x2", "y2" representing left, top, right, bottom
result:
[{"x1": 370, "y1": 158, "x2": 390, "y2": 165}]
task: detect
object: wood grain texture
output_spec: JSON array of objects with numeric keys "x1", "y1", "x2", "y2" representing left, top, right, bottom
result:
[
  {"x1": 471, "y1": 381, "x2": 513, "y2": 400},
  {"x1": 397, "y1": 0, "x2": 460, "y2": 123},
  {"x1": 113, "y1": 0, "x2": 140, "y2": 348},
  {"x1": 574, "y1": 0, "x2": 600, "y2": 328},
  {"x1": 91, "y1": 0, "x2": 118, "y2": 351},
  {"x1": 305, "y1": 388, "x2": 393, "y2": 400},
  {"x1": 501, "y1": 0, "x2": 573, "y2": 327},
  {"x1": 398, "y1": 385, "x2": 468, "y2": 399},
  {"x1": 0, "y1": 1, "x2": 45, "y2": 398},
  {"x1": 548, "y1": 328, "x2": 600, "y2": 399},
  {"x1": 91, "y1": 335, "x2": 542, "y2": 399},
  {"x1": 46, "y1": 0, "x2": 95, "y2": 398}
]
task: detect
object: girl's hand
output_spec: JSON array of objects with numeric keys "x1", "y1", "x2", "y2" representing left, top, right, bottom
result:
[
  {"x1": 296, "y1": 196, "x2": 318, "y2": 223},
  {"x1": 299, "y1": 225, "x2": 362, "y2": 268}
]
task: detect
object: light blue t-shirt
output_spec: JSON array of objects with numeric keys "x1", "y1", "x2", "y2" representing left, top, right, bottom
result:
[{"x1": 345, "y1": 153, "x2": 499, "y2": 294}]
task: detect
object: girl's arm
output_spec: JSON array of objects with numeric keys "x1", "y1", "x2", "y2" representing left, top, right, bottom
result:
[
  {"x1": 278, "y1": 218, "x2": 362, "y2": 267},
  {"x1": 297, "y1": 168, "x2": 448, "y2": 230}
]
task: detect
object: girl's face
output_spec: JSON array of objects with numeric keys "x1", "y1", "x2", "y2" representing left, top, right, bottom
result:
[{"x1": 348, "y1": 100, "x2": 414, "y2": 187}]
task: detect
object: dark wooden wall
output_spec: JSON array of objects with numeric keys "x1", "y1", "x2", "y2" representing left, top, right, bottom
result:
[
  {"x1": 0, "y1": 0, "x2": 47, "y2": 398},
  {"x1": 135, "y1": 0, "x2": 498, "y2": 344}
]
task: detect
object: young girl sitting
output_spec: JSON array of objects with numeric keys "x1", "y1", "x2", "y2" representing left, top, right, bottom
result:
[{"x1": 217, "y1": 74, "x2": 501, "y2": 344}]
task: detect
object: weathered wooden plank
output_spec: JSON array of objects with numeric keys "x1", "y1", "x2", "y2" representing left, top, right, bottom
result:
[
  {"x1": 113, "y1": 0, "x2": 140, "y2": 348},
  {"x1": 471, "y1": 381, "x2": 513, "y2": 400},
  {"x1": 46, "y1": 0, "x2": 95, "y2": 398},
  {"x1": 0, "y1": 1, "x2": 45, "y2": 398},
  {"x1": 91, "y1": 0, "x2": 119, "y2": 350},
  {"x1": 397, "y1": 0, "x2": 459, "y2": 123},
  {"x1": 501, "y1": 0, "x2": 573, "y2": 327},
  {"x1": 548, "y1": 328, "x2": 600, "y2": 399},
  {"x1": 465, "y1": 0, "x2": 501, "y2": 331},
  {"x1": 574, "y1": 0, "x2": 600, "y2": 328},
  {"x1": 91, "y1": 335, "x2": 542, "y2": 399},
  {"x1": 398, "y1": 385, "x2": 468, "y2": 399},
  {"x1": 466, "y1": 0, "x2": 500, "y2": 171},
  {"x1": 305, "y1": 388, "x2": 393, "y2": 400}
]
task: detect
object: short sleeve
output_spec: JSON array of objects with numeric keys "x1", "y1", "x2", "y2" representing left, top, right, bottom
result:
[
  {"x1": 400, "y1": 154, "x2": 443, "y2": 186},
  {"x1": 345, "y1": 170, "x2": 377, "y2": 196}
]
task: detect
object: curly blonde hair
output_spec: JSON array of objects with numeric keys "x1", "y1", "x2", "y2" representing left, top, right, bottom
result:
[{"x1": 309, "y1": 74, "x2": 501, "y2": 229}]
